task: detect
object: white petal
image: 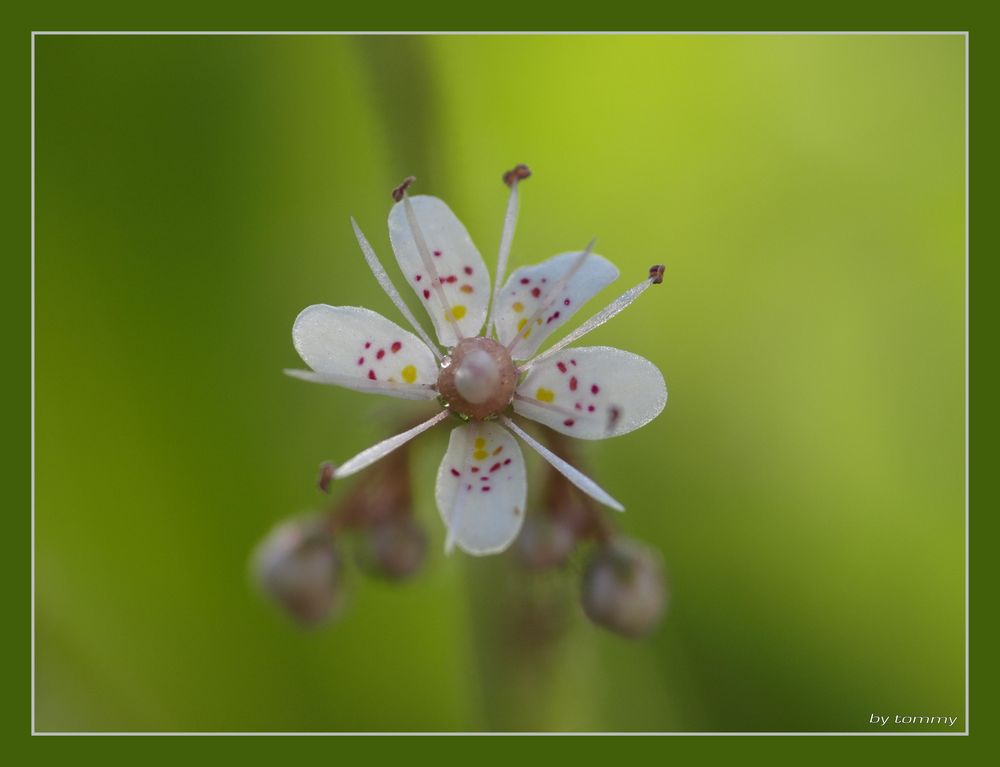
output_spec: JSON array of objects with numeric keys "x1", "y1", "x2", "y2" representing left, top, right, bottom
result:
[
  {"x1": 495, "y1": 251, "x2": 619, "y2": 360},
  {"x1": 388, "y1": 195, "x2": 491, "y2": 346},
  {"x1": 334, "y1": 411, "x2": 449, "y2": 480},
  {"x1": 292, "y1": 305, "x2": 439, "y2": 399},
  {"x1": 435, "y1": 422, "x2": 527, "y2": 556},
  {"x1": 501, "y1": 417, "x2": 624, "y2": 512},
  {"x1": 513, "y1": 346, "x2": 667, "y2": 440}
]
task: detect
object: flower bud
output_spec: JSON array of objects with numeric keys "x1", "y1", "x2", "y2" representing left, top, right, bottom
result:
[
  {"x1": 581, "y1": 537, "x2": 667, "y2": 638},
  {"x1": 359, "y1": 518, "x2": 427, "y2": 580},
  {"x1": 253, "y1": 516, "x2": 344, "y2": 627},
  {"x1": 515, "y1": 514, "x2": 577, "y2": 570}
]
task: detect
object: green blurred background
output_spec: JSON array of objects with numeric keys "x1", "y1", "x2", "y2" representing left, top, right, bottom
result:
[{"x1": 35, "y1": 34, "x2": 965, "y2": 732}]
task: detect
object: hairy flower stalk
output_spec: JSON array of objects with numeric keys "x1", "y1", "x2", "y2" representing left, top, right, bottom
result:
[{"x1": 286, "y1": 166, "x2": 668, "y2": 556}]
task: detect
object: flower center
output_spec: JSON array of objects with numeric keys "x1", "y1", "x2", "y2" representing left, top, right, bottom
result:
[
  {"x1": 437, "y1": 337, "x2": 518, "y2": 420},
  {"x1": 454, "y1": 348, "x2": 501, "y2": 404}
]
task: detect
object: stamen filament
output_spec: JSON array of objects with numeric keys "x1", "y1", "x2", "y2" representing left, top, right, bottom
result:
[
  {"x1": 506, "y1": 238, "x2": 597, "y2": 356},
  {"x1": 402, "y1": 193, "x2": 464, "y2": 340},
  {"x1": 332, "y1": 410, "x2": 450, "y2": 480},
  {"x1": 501, "y1": 417, "x2": 624, "y2": 512},
  {"x1": 351, "y1": 217, "x2": 442, "y2": 361},
  {"x1": 522, "y1": 265, "x2": 665, "y2": 372},
  {"x1": 284, "y1": 369, "x2": 438, "y2": 400},
  {"x1": 486, "y1": 180, "x2": 521, "y2": 338}
]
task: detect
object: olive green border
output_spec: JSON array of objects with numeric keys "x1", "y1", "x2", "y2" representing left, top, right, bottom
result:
[{"x1": 7, "y1": 2, "x2": 989, "y2": 759}]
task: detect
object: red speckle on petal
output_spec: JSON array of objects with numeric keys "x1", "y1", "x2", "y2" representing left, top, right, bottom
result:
[
  {"x1": 464, "y1": 266, "x2": 473, "y2": 275},
  {"x1": 471, "y1": 466, "x2": 480, "y2": 473},
  {"x1": 588, "y1": 405, "x2": 596, "y2": 412},
  {"x1": 415, "y1": 274, "x2": 422, "y2": 282},
  {"x1": 575, "y1": 403, "x2": 582, "y2": 410},
  {"x1": 563, "y1": 298, "x2": 571, "y2": 306},
  {"x1": 423, "y1": 289, "x2": 431, "y2": 299},
  {"x1": 357, "y1": 357, "x2": 364, "y2": 365},
  {"x1": 433, "y1": 250, "x2": 442, "y2": 257},
  {"x1": 391, "y1": 341, "x2": 402, "y2": 353},
  {"x1": 503, "y1": 458, "x2": 512, "y2": 465},
  {"x1": 481, "y1": 486, "x2": 491, "y2": 493},
  {"x1": 591, "y1": 384, "x2": 600, "y2": 394},
  {"x1": 570, "y1": 359, "x2": 577, "y2": 366},
  {"x1": 368, "y1": 370, "x2": 377, "y2": 380},
  {"x1": 531, "y1": 287, "x2": 541, "y2": 298},
  {"x1": 563, "y1": 419, "x2": 575, "y2": 427},
  {"x1": 364, "y1": 342, "x2": 372, "y2": 349},
  {"x1": 520, "y1": 277, "x2": 530, "y2": 285},
  {"x1": 376, "y1": 349, "x2": 385, "y2": 360},
  {"x1": 490, "y1": 463, "x2": 501, "y2": 473},
  {"x1": 450, "y1": 468, "x2": 460, "y2": 477},
  {"x1": 445, "y1": 275, "x2": 458, "y2": 283},
  {"x1": 556, "y1": 362, "x2": 567, "y2": 373},
  {"x1": 569, "y1": 377, "x2": 578, "y2": 391}
]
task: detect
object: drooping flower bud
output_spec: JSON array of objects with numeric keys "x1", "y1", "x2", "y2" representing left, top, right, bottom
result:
[
  {"x1": 515, "y1": 514, "x2": 577, "y2": 570},
  {"x1": 253, "y1": 516, "x2": 344, "y2": 627},
  {"x1": 359, "y1": 518, "x2": 427, "y2": 580},
  {"x1": 581, "y1": 537, "x2": 667, "y2": 638}
]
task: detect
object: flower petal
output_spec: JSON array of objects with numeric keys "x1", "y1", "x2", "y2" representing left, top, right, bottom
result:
[
  {"x1": 388, "y1": 195, "x2": 490, "y2": 346},
  {"x1": 292, "y1": 305, "x2": 439, "y2": 398},
  {"x1": 495, "y1": 251, "x2": 620, "y2": 360},
  {"x1": 435, "y1": 422, "x2": 527, "y2": 556},
  {"x1": 513, "y1": 346, "x2": 667, "y2": 440}
]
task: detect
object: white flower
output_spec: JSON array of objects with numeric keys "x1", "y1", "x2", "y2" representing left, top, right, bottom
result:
[{"x1": 287, "y1": 170, "x2": 667, "y2": 556}]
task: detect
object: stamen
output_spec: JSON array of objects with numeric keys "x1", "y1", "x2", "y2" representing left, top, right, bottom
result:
[
  {"x1": 501, "y1": 417, "x2": 624, "y2": 512},
  {"x1": 506, "y1": 238, "x2": 597, "y2": 355},
  {"x1": 396, "y1": 180, "x2": 464, "y2": 339},
  {"x1": 318, "y1": 461, "x2": 336, "y2": 494},
  {"x1": 284, "y1": 369, "x2": 438, "y2": 400},
  {"x1": 351, "y1": 217, "x2": 442, "y2": 361},
  {"x1": 332, "y1": 410, "x2": 450, "y2": 480},
  {"x1": 486, "y1": 164, "x2": 531, "y2": 338},
  {"x1": 513, "y1": 392, "x2": 580, "y2": 419},
  {"x1": 391, "y1": 176, "x2": 415, "y2": 203},
  {"x1": 502, "y1": 163, "x2": 531, "y2": 187},
  {"x1": 522, "y1": 264, "x2": 665, "y2": 372}
]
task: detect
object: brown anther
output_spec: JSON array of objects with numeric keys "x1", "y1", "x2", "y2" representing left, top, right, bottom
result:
[
  {"x1": 648, "y1": 264, "x2": 665, "y2": 285},
  {"x1": 391, "y1": 176, "x2": 416, "y2": 202},
  {"x1": 318, "y1": 462, "x2": 336, "y2": 494},
  {"x1": 502, "y1": 164, "x2": 532, "y2": 187}
]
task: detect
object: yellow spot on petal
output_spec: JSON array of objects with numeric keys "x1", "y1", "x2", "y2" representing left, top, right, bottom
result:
[
  {"x1": 447, "y1": 305, "x2": 467, "y2": 321},
  {"x1": 401, "y1": 365, "x2": 417, "y2": 383},
  {"x1": 512, "y1": 301, "x2": 523, "y2": 313},
  {"x1": 517, "y1": 317, "x2": 532, "y2": 338},
  {"x1": 473, "y1": 450, "x2": 488, "y2": 460},
  {"x1": 460, "y1": 284, "x2": 474, "y2": 293},
  {"x1": 474, "y1": 438, "x2": 486, "y2": 450},
  {"x1": 536, "y1": 387, "x2": 555, "y2": 403}
]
